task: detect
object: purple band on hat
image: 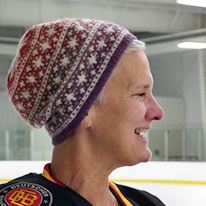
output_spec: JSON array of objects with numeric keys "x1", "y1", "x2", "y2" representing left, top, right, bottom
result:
[{"x1": 7, "y1": 18, "x2": 136, "y2": 145}]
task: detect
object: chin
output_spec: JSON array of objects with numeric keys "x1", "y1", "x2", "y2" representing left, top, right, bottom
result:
[
  {"x1": 120, "y1": 148, "x2": 152, "y2": 167},
  {"x1": 142, "y1": 151, "x2": 152, "y2": 162},
  {"x1": 126, "y1": 155, "x2": 151, "y2": 166},
  {"x1": 135, "y1": 150, "x2": 152, "y2": 164}
]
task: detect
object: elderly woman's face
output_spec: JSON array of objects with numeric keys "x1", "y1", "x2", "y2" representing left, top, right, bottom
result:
[{"x1": 89, "y1": 50, "x2": 164, "y2": 167}]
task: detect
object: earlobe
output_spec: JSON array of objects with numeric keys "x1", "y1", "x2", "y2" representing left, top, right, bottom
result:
[{"x1": 81, "y1": 112, "x2": 92, "y2": 129}]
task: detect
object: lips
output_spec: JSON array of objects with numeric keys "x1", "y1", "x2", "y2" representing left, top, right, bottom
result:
[{"x1": 134, "y1": 128, "x2": 148, "y2": 137}]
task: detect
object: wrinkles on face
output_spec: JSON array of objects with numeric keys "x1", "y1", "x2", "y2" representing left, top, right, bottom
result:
[{"x1": 88, "y1": 50, "x2": 163, "y2": 167}]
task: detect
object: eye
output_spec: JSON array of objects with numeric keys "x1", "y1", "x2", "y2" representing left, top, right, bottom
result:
[{"x1": 137, "y1": 92, "x2": 146, "y2": 101}]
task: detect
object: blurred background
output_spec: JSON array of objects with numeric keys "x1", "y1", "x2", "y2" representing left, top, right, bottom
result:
[
  {"x1": 0, "y1": 1, "x2": 206, "y2": 205},
  {"x1": 0, "y1": 0, "x2": 205, "y2": 162}
]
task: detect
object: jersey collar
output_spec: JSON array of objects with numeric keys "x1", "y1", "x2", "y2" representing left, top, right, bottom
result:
[{"x1": 42, "y1": 163, "x2": 132, "y2": 206}]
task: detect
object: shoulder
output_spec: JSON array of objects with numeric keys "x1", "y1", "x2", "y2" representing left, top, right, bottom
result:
[
  {"x1": 0, "y1": 173, "x2": 92, "y2": 206},
  {"x1": 0, "y1": 173, "x2": 54, "y2": 205},
  {"x1": 0, "y1": 173, "x2": 38, "y2": 189},
  {"x1": 115, "y1": 183, "x2": 166, "y2": 206}
]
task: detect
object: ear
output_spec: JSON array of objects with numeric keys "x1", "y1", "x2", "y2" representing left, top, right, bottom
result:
[{"x1": 80, "y1": 107, "x2": 94, "y2": 129}]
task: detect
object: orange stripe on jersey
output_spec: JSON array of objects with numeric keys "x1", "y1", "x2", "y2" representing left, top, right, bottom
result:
[
  {"x1": 42, "y1": 163, "x2": 65, "y2": 187},
  {"x1": 42, "y1": 163, "x2": 132, "y2": 205},
  {"x1": 109, "y1": 181, "x2": 133, "y2": 206}
]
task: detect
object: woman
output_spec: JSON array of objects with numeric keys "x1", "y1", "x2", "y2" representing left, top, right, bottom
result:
[{"x1": 2, "y1": 18, "x2": 165, "y2": 205}]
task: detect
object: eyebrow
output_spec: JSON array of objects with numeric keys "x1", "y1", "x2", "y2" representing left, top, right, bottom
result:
[
  {"x1": 127, "y1": 76, "x2": 153, "y2": 91},
  {"x1": 134, "y1": 84, "x2": 151, "y2": 89},
  {"x1": 134, "y1": 77, "x2": 154, "y2": 89}
]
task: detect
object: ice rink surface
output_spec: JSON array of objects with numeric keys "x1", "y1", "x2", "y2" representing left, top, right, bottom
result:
[{"x1": 0, "y1": 161, "x2": 206, "y2": 206}]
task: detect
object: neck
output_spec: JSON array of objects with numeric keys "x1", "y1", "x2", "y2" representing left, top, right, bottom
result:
[{"x1": 50, "y1": 134, "x2": 119, "y2": 206}]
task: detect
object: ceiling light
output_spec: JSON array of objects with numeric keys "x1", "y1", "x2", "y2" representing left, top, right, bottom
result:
[
  {"x1": 177, "y1": 0, "x2": 206, "y2": 7},
  {"x1": 178, "y1": 42, "x2": 206, "y2": 49}
]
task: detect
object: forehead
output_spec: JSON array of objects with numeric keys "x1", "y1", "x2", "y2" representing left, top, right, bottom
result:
[{"x1": 112, "y1": 50, "x2": 153, "y2": 90}]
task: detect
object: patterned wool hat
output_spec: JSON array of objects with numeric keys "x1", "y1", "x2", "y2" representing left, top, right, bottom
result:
[{"x1": 7, "y1": 18, "x2": 136, "y2": 145}]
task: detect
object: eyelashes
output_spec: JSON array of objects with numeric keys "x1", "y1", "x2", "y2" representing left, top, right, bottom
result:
[{"x1": 136, "y1": 92, "x2": 146, "y2": 101}]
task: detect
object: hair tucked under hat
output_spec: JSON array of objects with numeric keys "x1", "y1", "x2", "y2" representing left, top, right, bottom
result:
[{"x1": 7, "y1": 18, "x2": 136, "y2": 145}]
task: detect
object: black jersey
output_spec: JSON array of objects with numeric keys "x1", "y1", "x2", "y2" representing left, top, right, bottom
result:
[{"x1": 0, "y1": 164, "x2": 165, "y2": 206}]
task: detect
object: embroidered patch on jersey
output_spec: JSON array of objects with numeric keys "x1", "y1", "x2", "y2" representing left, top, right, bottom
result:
[{"x1": 0, "y1": 182, "x2": 53, "y2": 206}]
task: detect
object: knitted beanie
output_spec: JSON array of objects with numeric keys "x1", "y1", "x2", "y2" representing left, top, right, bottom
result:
[{"x1": 7, "y1": 18, "x2": 136, "y2": 145}]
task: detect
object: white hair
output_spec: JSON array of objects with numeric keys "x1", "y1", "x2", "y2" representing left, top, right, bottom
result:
[
  {"x1": 95, "y1": 39, "x2": 146, "y2": 103},
  {"x1": 125, "y1": 39, "x2": 146, "y2": 52}
]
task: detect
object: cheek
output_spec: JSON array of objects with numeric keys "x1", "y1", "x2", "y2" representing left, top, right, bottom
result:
[{"x1": 125, "y1": 101, "x2": 147, "y2": 122}]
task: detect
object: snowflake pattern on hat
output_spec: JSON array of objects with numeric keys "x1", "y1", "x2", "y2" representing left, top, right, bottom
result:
[{"x1": 7, "y1": 18, "x2": 136, "y2": 145}]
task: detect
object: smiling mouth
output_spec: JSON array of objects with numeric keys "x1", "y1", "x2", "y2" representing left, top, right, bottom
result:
[{"x1": 134, "y1": 128, "x2": 148, "y2": 137}]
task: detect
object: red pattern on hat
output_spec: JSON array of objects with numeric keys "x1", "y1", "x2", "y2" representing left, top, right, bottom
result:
[{"x1": 7, "y1": 18, "x2": 136, "y2": 145}]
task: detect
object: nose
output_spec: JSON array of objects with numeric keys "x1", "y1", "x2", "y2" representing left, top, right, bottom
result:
[{"x1": 145, "y1": 95, "x2": 164, "y2": 121}]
